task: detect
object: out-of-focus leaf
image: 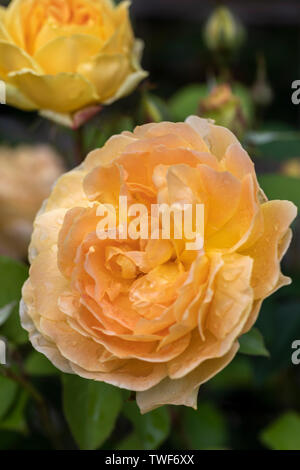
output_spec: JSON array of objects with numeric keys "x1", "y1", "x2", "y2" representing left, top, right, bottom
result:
[
  {"x1": 0, "y1": 390, "x2": 28, "y2": 433},
  {"x1": 117, "y1": 432, "x2": 143, "y2": 450},
  {"x1": 0, "y1": 257, "x2": 28, "y2": 345},
  {"x1": 1, "y1": 306, "x2": 28, "y2": 345},
  {"x1": 254, "y1": 300, "x2": 300, "y2": 382},
  {"x1": 62, "y1": 375, "x2": 122, "y2": 450},
  {"x1": 123, "y1": 402, "x2": 170, "y2": 450},
  {"x1": 0, "y1": 375, "x2": 18, "y2": 420},
  {"x1": 183, "y1": 402, "x2": 228, "y2": 450},
  {"x1": 246, "y1": 122, "x2": 300, "y2": 161},
  {"x1": 141, "y1": 93, "x2": 171, "y2": 123},
  {"x1": 0, "y1": 256, "x2": 28, "y2": 308},
  {"x1": 169, "y1": 82, "x2": 253, "y2": 126},
  {"x1": 259, "y1": 174, "x2": 300, "y2": 209},
  {"x1": 114, "y1": 116, "x2": 134, "y2": 134},
  {"x1": 239, "y1": 327, "x2": 270, "y2": 357},
  {"x1": 260, "y1": 412, "x2": 300, "y2": 450},
  {"x1": 0, "y1": 302, "x2": 16, "y2": 327},
  {"x1": 209, "y1": 356, "x2": 253, "y2": 391},
  {"x1": 25, "y1": 351, "x2": 58, "y2": 377},
  {"x1": 169, "y1": 84, "x2": 207, "y2": 121},
  {"x1": 246, "y1": 130, "x2": 300, "y2": 146}
]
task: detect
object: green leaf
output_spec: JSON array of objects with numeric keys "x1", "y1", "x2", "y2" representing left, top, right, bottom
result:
[
  {"x1": 183, "y1": 402, "x2": 228, "y2": 450},
  {"x1": 0, "y1": 256, "x2": 28, "y2": 308},
  {"x1": 0, "y1": 306, "x2": 28, "y2": 345},
  {"x1": 260, "y1": 412, "x2": 300, "y2": 450},
  {"x1": 0, "y1": 302, "x2": 16, "y2": 327},
  {"x1": 209, "y1": 355, "x2": 253, "y2": 391},
  {"x1": 0, "y1": 257, "x2": 28, "y2": 345},
  {"x1": 239, "y1": 327, "x2": 270, "y2": 357},
  {"x1": 25, "y1": 351, "x2": 58, "y2": 377},
  {"x1": 117, "y1": 432, "x2": 143, "y2": 450},
  {"x1": 0, "y1": 374, "x2": 18, "y2": 420},
  {"x1": 254, "y1": 300, "x2": 300, "y2": 383},
  {"x1": 258, "y1": 174, "x2": 300, "y2": 209},
  {"x1": 0, "y1": 390, "x2": 29, "y2": 433},
  {"x1": 62, "y1": 375, "x2": 122, "y2": 450},
  {"x1": 141, "y1": 94, "x2": 171, "y2": 123},
  {"x1": 246, "y1": 124, "x2": 300, "y2": 161},
  {"x1": 169, "y1": 84, "x2": 208, "y2": 121},
  {"x1": 123, "y1": 401, "x2": 170, "y2": 450}
]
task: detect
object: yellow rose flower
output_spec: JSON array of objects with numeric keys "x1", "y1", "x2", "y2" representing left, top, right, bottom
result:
[
  {"x1": 0, "y1": 145, "x2": 64, "y2": 259},
  {"x1": 20, "y1": 116, "x2": 296, "y2": 413},
  {"x1": 0, "y1": 0, "x2": 147, "y2": 127}
]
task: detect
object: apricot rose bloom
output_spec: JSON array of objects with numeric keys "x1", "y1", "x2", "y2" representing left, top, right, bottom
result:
[
  {"x1": 0, "y1": 0, "x2": 147, "y2": 127},
  {"x1": 20, "y1": 117, "x2": 297, "y2": 413},
  {"x1": 0, "y1": 145, "x2": 63, "y2": 259}
]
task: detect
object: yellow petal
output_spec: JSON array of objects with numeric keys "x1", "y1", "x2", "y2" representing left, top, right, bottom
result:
[
  {"x1": 83, "y1": 162, "x2": 124, "y2": 205},
  {"x1": 20, "y1": 287, "x2": 73, "y2": 374},
  {"x1": 136, "y1": 343, "x2": 239, "y2": 413},
  {"x1": 206, "y1": 174, "x2": 259, "y2": 250},
  {"x1": 71, "y1": 359, "x2": 167, "y2": 392},
  {"x1": 34, "y1": 34, "x2": 103, "y2": 74},
  {"x1": 0, "y1": 9, "x2": 11, "y2": 42},
  {"x1": 5, "y1": 82, "x2": 37, "y2": 110},
  {"x1": 84, "y1": 134, "x2": 136, "y2": 170},
  {"x1": 223, "y1": 143, "x2": 258, "y2": 188},
  {"x1": 39, "y1": 317, "x2": 121, "y2": 373},
  {"x1": 9, "y1": 70, "x2": 98, "y2": 113},
  {"x1": 206, "y1": 253, "x2": 253, "y2": 339},
  {"x1": 242, "y1": 200, "x2": 297, "y2": 299},
  {"x1": 45, "y1": 168, "x2": 89, "y2": 211},
  {"x1": 208, "y1": 123, "x2": 240, "y2": 160},
  {"x1": 78, "y1": 52, "x2": 131, "y2": 102},
  {"x1": 0, "y1": 40, "x2": 40, "y2": 78},
  {"x1": 4, "y1": 0, "x2": 26, "y2": 49},
  {"x1": 30, "y1": 208, "x2": 68, "y2": 261},
  {"x1": 102, "y1": 1, "x2": 133, "y2": 54},
  {"x1": 103, "y1": 69, "x2": 148, "y2": 104},
  {"x1": 30, "y1": 247, "x2": 69, "y2": 322}
]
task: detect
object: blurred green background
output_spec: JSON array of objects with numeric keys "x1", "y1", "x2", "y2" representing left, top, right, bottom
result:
[{"x1": 0, "y1": 0, "x2": 300, "y2": 450}]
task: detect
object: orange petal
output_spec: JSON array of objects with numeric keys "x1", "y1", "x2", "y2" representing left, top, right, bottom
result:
[{"x1": 136, "y1": 342, "x2": 239, "y2": 413}]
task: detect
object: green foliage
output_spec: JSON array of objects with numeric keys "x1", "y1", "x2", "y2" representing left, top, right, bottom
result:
[
  {"x1": 122, "y1": 402, "x2": 170, "y2": 450},
  {"x1": 62, "y1": 375, "x2": 123, "y2": 450},
  {"x1": 169, "y1": 82, "x2": 254, "y2": 128},
  {"x1": 239, "y1": 327, "x2": 270, "y2": 357},
  {"x1": 247, "y1": 123, "x2": 300, "y2": 162},
  {"x1": 260, "y1": 412, "x2": 300, "y2": 450},
  {"x1": 0, "y1": 303, "x2": 16, "y2": 327},
  {"x1": 25, "y1": 351, "x2": 58, "y2": 377},
  {"x1": 0, "y1": 375, "x2": 18, "y2": 421},
  {"x1": 254, "y1": 300, "x2": 300, "y2": 382},
  {"x1": 0, "y1": 390, "x2": 29, "y2": 434},
  {"x1": 183, "y1": 402, "x2": 228, "y2": 450},
  {"x1": 141, "y1": 93, "x2": 171, "y2": 123},
  {"x1": 259, "y1": 174, "x2": 300, "y2": 209},
  {"x1": 0, "y1": 256, "x2": 28, "y2": 309},
  {"x1": 0, "y1": 256, "x2": 28, "y2": 345},
  {"x1": 209, "y1": 356, "x2": 254, "y2": 391},
  {"x1": 169, "y1": 84, "x2": 208, "y2": 121}
]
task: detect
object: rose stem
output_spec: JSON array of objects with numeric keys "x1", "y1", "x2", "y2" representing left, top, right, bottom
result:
[{"x1": 0, "y1": 365, "x2": 61, "y2": 449}]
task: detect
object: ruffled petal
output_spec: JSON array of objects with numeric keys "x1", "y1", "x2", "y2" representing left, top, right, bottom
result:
[{"x1": 136, "y1": 342, "x2": 239, "y2": 413}]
